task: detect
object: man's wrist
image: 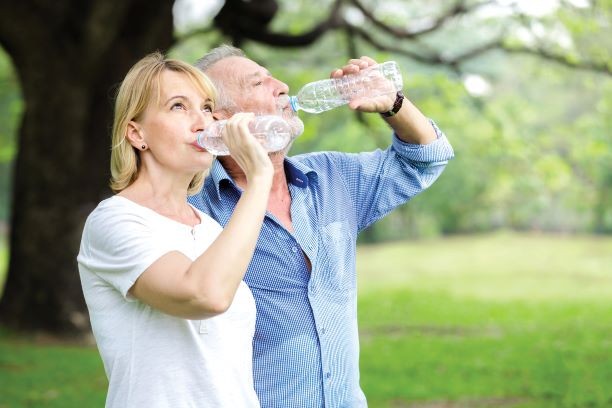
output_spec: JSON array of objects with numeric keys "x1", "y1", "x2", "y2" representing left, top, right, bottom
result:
[{"x1": 380, "y1": 91, "x2": 404, "y2": 118}]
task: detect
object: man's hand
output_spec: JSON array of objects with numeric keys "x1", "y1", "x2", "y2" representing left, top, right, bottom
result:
[{"x1": 330, "y1": 56, "x2": 396, "y2": 113}]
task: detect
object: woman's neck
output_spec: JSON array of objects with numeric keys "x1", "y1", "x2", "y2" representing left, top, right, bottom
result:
[{"x1": 119, "y1": 173, "x2": 200, "y2": 227}]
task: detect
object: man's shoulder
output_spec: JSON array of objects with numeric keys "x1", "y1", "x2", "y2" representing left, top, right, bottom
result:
[
  {"x1": 287, "y1": 151, "x2": 341, "y2": 177},
  {"x1": 289, "y1": 150, "x2": 346, "y2": 167},
  {"x1": 290, "y1": 149, "x2": 379, "y2": 174}
]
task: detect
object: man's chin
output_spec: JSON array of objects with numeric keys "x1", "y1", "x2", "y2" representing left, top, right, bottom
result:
[
  {"x1": 269, "y1": 142, "x2": 293, "y2": 158},
  {"x1": 287, "y1": 117, "x2": 305, "y2": 139}
]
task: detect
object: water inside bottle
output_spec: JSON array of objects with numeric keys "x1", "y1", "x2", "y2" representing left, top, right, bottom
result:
[
  {"x1": 252, "y1": 125, "x2": 291, "y2": 151},
  {"x1": 290, "y1": 95, "x2": 346, "y2": 113},
  {"x1": 290, "y1": 61, "x2": 402, "y2": 114},
  {"x1": 311, "y1": 99, "x2": 346, "y2": 113},
  {"x1": 195, "y1": 114, "x2": 293, "y2": 154},
  {"x1": 201, "y1": 138, "x2": 229, "y2": 156},
  {"x1": 195, "y1": 130, "x2": 229, "y2": 155}
]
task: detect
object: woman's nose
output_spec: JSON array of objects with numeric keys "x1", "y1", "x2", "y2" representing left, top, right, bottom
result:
[{"x1": 194, "y1": 110, "x2": 213, "y2": 132}]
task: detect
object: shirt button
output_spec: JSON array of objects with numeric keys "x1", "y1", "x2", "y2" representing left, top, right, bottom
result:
[
  {"x1": 321, "y1": 328, "x2": 326, "y2": 335},
  {"x1": 326, "y1": 372, "x2": 331, "y2": 379},
  {"x1": 291, "y1": 246, "x2": 298, "y2": 253}
]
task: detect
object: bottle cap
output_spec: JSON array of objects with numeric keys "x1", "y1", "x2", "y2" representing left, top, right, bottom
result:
[{"x1": 289, "y1": 96, "x2": 299, "y2": 112}]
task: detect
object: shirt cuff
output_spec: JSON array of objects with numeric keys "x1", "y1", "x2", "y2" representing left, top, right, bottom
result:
[{"x1": 391, "y1": 119, "x2": 454, "y2": 163}]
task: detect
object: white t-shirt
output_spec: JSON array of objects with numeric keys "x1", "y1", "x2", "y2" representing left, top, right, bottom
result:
[{"x1": 77, "y1": 196, "x2": 259, "y2": 408}]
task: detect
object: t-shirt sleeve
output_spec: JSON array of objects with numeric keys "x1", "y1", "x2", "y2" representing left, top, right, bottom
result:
[{"x1": 77, "y1": 201, "x2": 171, "y2": 300}]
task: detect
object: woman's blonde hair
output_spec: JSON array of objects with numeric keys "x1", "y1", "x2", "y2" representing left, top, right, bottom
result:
[{"x1": 110, "y1": 51, "x2": 216, "y2": 194}]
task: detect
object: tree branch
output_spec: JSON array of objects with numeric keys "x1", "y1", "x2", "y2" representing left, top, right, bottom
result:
[
  {"x1": 349, "y1": 26, "x2": 446, "y2": 65},
  {"x1": 213, "y1": 0, "x2": 344, "y2": 47},
  {"x1": 349, "y1": 0, "x2": 496, "y2": 38},
  {"x1": 174, "y1": 0, "x2": 611, "y2": 76},
  {"x1": 501, "y1": 45, "x2": 612, "y2": 75}
]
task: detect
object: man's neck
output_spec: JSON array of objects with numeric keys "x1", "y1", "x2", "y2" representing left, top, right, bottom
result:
[
  {"x1": 219, "y1": 153, "x2": 287, "y2": 191},
  {"x1": 219, "y1": 154, "x2": 294, "y2": 232}
]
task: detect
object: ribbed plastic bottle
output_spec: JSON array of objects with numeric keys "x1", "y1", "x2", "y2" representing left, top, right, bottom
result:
[
  {"x1": 195, "y1": 115, "x2": 292, "y2": 155},
  {"x1": 289, "y1": 61, "x2": 403, "y2": 114}
]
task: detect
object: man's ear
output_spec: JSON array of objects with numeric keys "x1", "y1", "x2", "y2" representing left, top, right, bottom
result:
[{"x1": 126, "y1": 121, "x2": 145, "y2": 149}]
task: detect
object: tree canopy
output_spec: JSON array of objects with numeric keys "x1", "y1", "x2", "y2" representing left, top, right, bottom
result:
[{"x1": 0, "y1": 0, "x2": 610, "y2": 335}]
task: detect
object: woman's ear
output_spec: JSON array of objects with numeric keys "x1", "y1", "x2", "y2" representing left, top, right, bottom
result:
[{"x1": 126, "y1": 121, "x2": 146, "y2": 150}]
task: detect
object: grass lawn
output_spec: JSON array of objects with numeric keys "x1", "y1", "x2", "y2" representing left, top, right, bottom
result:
[
  {"x1": 1, "y1": 232, "x2": 611, "y2": 407},
  {"x1": 0, "y1": 333, "x2": 107, "y2": 407},
  {"x1": 357, "y1": 232, "x2": 612, "y2": 407}
]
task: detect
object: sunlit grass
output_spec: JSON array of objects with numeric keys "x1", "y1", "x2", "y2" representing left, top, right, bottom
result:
[
  {"x1": 357, "y1": 231, "x2": 612, "y2": 301},
  {"x1": 359, "y1": 291, "x2": 612, "y2": 407},
  {"x1": 0, "y1": 332, "x2": 106, "y2": 407},
  {"x1": 357, "y1": 232, "x2": 612, "y2": 407},
  {"x1": 1, "y1": 232, "x2": 611, "y2": 407}
]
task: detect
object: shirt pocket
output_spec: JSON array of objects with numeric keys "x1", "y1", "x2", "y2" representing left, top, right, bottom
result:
[{"x1": 318, "y1": 220, "x2": 356, "y2": 293}]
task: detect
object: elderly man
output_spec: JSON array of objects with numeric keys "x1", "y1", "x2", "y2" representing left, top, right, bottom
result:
[{"x1": 189, "y1": 45, "x2": 454, "y2": 407}]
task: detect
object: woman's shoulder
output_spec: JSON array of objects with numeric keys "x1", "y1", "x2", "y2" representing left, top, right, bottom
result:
[{"x1": 83, "y1": 195, "x2": 153, "y2": 241}]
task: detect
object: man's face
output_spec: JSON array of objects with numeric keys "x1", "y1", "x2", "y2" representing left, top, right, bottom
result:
[
  {"x1": 207, "y1": 56, "x2": 290, "y2": 116},
  {"x1": 207, "y1": 56, "x2": 304, "y2": 142}
]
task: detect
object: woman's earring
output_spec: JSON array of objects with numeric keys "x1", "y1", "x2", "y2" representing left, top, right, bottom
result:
[{"x1": 141, "y1": 144, "x2": 146, "y2": 150}]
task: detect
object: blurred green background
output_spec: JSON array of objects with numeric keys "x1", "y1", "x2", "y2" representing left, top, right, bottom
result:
[{"x1": 1, "y1": 0, "x2": 611, "y2": 406}]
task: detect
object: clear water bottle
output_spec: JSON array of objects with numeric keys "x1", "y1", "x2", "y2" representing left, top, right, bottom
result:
[
  {"x1": 196, "y1": 115, "x2": 292, "y2": 155},
  {"x1": 289, "y1": 61, "x2": 403, "y2": 114}
]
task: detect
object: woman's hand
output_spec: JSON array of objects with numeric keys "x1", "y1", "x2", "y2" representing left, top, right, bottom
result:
[{"x1": 222, "y1": 113, "x2": 274, "y2": 188}]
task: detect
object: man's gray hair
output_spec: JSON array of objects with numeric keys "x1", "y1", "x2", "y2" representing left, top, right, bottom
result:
[
  {"x1": 194, "y1": 44, "x2": 245, "y2": 72},
  {"x1": 194, "y1": 45, "x2": 245, "y2": 113}
]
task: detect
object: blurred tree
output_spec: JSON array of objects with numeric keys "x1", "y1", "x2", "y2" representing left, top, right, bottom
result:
[
  {"x1": 0, "y1": 0, "x2": 175, "y2": 334},
  {"x1": 0, "y1": 0, "x2": 609, "y2": 334}
]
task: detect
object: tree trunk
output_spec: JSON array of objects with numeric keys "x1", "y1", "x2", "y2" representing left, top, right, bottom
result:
[
  {"x1": 0, "y1": 0, "x2": 174, "y2": 335},
  {"x1": 593, "y1": 170, "x2": 612, "y2": 234}
]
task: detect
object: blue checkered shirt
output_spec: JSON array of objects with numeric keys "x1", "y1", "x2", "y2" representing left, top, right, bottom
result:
[{"x1": 188, "y1": 123, "x2": 453, "y2": 407}]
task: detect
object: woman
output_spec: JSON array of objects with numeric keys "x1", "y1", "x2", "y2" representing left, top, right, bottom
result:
[{"x1": 77, "y1": 52, "x2": 272, "y2": 407}]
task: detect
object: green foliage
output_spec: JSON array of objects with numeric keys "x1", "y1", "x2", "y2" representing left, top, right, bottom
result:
[
  {"x1": 0, "y1": 47, "x2": 22, "y2": 223},
  {"x1": 0, "y1": 234, "x2": 6, "y2": 296},
  {"x1": 171, "y1": 0, "x2": 612, "y2": 238},
  {"x1": 0, "y1": 48, "x2": 20, "y2": 161},
  {"x1": 1, "y1": 0, "x2": 611, "y2": 236},
  {"x1": 557, "y1": 3, "x2": 612, "y2": 69}
]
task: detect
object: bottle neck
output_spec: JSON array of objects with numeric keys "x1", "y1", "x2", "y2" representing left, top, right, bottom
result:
[{"x1": 289, "y1": 96, "x2": 300, "y2": 112}]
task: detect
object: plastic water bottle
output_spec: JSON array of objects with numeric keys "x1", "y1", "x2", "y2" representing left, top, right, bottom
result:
[
  {"x1": 289, "y1": 61, "x2": 403, "y2": 114},
  {"x1": 196, "y1": 115, "x2": 292, "y2": 155}
]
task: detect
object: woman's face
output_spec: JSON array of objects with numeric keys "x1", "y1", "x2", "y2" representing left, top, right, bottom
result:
[{"x1": 133, "y1": 70, "x2": 215, "y2": 174}]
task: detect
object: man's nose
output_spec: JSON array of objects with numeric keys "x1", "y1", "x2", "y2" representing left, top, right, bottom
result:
[{"x1": 273, "y1": 77, "x2": 289, "y2": 96}]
